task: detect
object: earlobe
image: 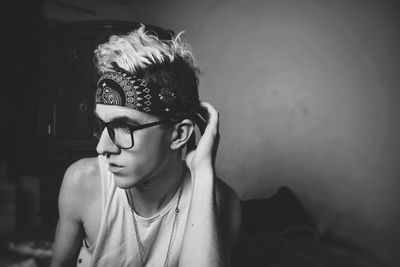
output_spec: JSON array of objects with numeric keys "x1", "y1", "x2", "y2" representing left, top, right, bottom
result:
[{"x1": 170, "y1": 119, "x2": 194, "y2": 150}]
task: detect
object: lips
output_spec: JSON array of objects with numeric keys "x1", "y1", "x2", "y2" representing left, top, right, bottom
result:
[
  {"x1": 108, "y1": 162, "x2": 122, "y2": 167},
  {"x1": 107, "y1": 162, "x2": 124, "y2": 173}
]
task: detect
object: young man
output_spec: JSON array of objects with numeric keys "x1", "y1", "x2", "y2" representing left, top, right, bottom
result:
[{"x1": 50, "y1": 25, "x2": 241, "y2": 267}]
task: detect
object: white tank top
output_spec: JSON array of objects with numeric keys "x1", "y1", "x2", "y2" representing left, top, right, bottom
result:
[{"x1": 77, "y1": 155, "x2": 192, "y2": 267}]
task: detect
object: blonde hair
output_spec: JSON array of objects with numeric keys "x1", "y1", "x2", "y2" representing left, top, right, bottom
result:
[
  {"x1": 94, "y1": 24, "x2": 199, "y2": 75},
  {"x1": 94, "y1": 24, "x2": 201, "y2": 121}
]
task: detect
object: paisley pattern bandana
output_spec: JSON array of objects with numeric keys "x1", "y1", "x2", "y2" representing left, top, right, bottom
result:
[{"x1": 95, "y1": 71, "x2": 177, "y2": 118}]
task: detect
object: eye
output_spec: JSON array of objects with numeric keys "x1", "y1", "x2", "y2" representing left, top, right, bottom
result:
[{"x1": 109, "y1": 121, "x2": 130, "y2": 132}]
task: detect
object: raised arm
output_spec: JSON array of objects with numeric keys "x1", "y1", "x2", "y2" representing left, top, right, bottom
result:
[
  {"x1": 50, "y1": 161, "x2": 86, "y2": 267},
  {"x1": 180, "y1": 102, "x2": 241, "y2": 267}
]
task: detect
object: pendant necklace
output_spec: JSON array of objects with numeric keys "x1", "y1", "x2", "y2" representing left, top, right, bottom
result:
[{"x1": 125, "y1": 170, "x2": 185, "y2": 267}]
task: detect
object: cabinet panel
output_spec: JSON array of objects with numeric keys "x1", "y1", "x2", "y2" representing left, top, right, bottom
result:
[
  {"x1": 39, "y1": 32, "x2": 98, "y2": 150},
  {"x1": 54, "y1": 35, "x2": 94, "y2": 142},
  {"x1": 39, "y1": 38, "x2": 87, "y2": 146}
]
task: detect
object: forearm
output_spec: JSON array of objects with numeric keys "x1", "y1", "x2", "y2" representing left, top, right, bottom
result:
[{"x1": 180, "y1": 167, "x2": 225, "y2": 267}]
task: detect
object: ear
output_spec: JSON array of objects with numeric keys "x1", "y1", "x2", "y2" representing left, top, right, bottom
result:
[{"x1": 170, "y1": 119, "x2": 195, "y2": 150}]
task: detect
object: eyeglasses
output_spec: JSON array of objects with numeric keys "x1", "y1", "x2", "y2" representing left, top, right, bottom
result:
[{"x1": 89, "y1": 116, "x2": 168, "y2": 149}]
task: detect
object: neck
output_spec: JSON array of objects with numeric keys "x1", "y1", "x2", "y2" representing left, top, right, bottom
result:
[{"x1": 128, "y1": 156, "x2": 186, "y2": 218}]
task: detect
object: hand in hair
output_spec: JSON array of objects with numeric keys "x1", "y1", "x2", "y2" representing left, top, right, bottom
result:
[{"x1": 185, "y1": 101, "x2": 220, "y2": 174}]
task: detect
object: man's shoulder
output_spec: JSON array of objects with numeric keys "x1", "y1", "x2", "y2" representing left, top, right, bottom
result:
[
  {"x1": 61, "y1": 157, "x2": 101, "y2": 201},
  {"x1": 65, "y1": 157, "x2": 99, "y2": 180},
  {"x1": 57, "y1": 157, "x2": 101, "y2": 223}
]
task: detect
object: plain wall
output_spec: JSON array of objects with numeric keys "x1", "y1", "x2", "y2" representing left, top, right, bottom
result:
[{"x1": 43, "y1": 0, "x2": 400, "y2": 264}]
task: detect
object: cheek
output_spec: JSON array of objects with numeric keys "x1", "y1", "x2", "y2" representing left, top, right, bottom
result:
[
  {"x1": 134, "y1": 129, "x2": 170, "y2": 152},
  {"x1": 123, "y1": 130, "x2": 171, "y2": 168}
]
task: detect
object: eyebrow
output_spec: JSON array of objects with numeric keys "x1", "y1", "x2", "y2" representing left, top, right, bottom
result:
[
  {"x1": 93, "y1": 111, "x2": 140, "y2": 125},
  {"x1": 112, "y1": 116, "x2": 140, "y2": 125}
]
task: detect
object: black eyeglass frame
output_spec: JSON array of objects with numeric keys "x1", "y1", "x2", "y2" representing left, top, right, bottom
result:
[{"x1": 90, "y1": 116, "x2": 170, "y2": 149}]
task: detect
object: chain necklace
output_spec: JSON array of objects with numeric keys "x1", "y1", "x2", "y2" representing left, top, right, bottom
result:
[{"x1": 125, "y1": 171, "x2": 185, "y2": 267}]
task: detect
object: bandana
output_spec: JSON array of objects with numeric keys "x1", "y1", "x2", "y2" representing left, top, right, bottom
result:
[{"x1": 95, "y1": 71, "x2": 178, "y2": 118}]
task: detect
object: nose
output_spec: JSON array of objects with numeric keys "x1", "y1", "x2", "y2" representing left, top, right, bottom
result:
[{"x1": 96, "y1": 128, "x2": 120, "y2": 155}]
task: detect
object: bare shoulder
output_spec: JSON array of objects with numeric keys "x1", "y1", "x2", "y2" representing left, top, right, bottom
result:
[
  {"x1": 64, "y1": 157, "x2": 99, "y2": 186},
  {"x1": 215, "y1": 178, "x2": 242, "y2": 246},
  {"x1": 61, "y1": 157, "x2": 100, "y2": 197},
  {"x1": 59, "y1": 157, "x2": 101, "y2": 221}
]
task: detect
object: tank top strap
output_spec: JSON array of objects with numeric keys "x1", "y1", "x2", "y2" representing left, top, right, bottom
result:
[{"x1": 97, "y1": 155, "x2": 115, "y2": 208}]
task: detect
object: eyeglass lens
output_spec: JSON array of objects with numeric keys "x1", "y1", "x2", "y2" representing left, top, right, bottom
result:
[{"x1": 90, "y1": 118, "x2": 133, "y2": 149}]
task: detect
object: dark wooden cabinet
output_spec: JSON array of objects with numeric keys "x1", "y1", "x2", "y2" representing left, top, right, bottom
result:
[
  {"x1": 37, "y1": 20, "x2": 173, "y2": 228},
  {"x1": 39, "y1": 33, "x2": 94, "y2": 148}
]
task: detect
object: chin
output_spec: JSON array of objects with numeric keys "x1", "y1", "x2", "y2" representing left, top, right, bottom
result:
[{"x1": 113, "y1": 174, "x2": 141, "y2": 189}]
